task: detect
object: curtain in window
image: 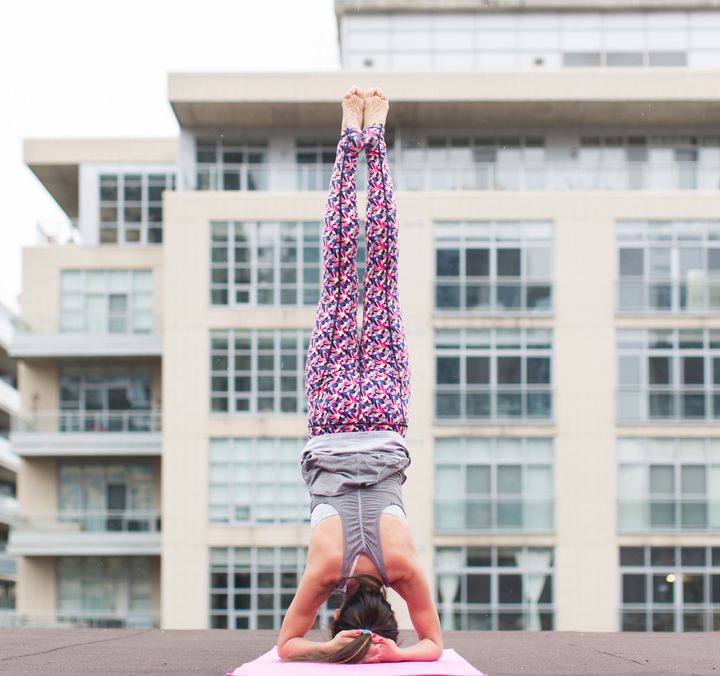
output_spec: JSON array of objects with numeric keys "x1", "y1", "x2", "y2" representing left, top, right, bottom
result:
[
  {"x1": 436, "y1": 549, "x2": 462, "y2": 630},
  {"x1": 514, "y1": 549, "x2": 551, "y2": 631}
]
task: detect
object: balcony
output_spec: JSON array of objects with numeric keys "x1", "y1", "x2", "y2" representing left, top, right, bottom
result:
[
  {"x1": 10, "y1": 314, "x2": 162, "y2": 359},
  {"x1": 619, "y1": 499, "x2": 720, "y2": 532},
  {"x1": 10, "y1": 410, "x2": 162, "y2": 457},
  {"x1": 617, "y1": 389, "x2": 720, "y2": 423},
  {"x1": 7, "y1": 510, "x2": 162, "y2": 556},
  {"x1": 0, "y1": 434, "x2": 19, "y2": 471},
  {"x1": 435, "y1": 496, "x2": 554, "y2": 533},
  {"x1": 0, "y1": 493, "x2": 18, "y2": 525},
  {"x1": 0, "y1": 377, "x2": 19, "y2": 416},
  {"x1": 190, "y1": 160, "x2": 720, "y2": 193},
  {"x1": 0, "y1": 552, "x2": 17, "y2": 578},
  {"x1": 435, "y1": 388, "x2": 553, "y2": 423},
  {"x1": 0, "y1": 609, "x2": 160, "y2": 629},
  {"x1": 618, "y1": 277, "x2": 720, "y2": 314}
]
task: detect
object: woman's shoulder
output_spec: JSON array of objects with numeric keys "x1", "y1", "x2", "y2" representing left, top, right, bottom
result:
[
  {"x1": 307, "y1": 520, "x2": 344, "y2": 587},
  {"x1": 380, "y1": 515, "x2": 419, "y2": 582}
]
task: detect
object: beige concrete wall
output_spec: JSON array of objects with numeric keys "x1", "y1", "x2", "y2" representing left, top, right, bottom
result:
[
  {"x1": 20, "y1": 246, "x2": 164, "y2": 332},
  {"x1": 17, "y1": 458, "x2": 58, "y2": 513},
  {"x1": 163, "y1": 189, "x2": 720, "y2": 632},
  {"x1": 18, "y1": 362, "x2": 59, "y2": 413},
  {"x1": 16, "y1": 556, "x2": 55, "y2": 617}
]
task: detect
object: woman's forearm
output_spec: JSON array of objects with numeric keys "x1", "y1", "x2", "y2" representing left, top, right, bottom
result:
[
  {"x1": 277, "y1": 637, "x2": 330, "y2": 660},
  {"x1": 395, "y1": 638, "x2": 443, "y2": 662}
]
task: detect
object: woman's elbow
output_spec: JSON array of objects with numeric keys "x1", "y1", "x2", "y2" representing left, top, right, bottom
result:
[
  {"x1": 431, "y1": 636, "x2": 444, "y2": 658},
  {"x1": 276, "y1": 638, "x2": 292, "y2": 660}
]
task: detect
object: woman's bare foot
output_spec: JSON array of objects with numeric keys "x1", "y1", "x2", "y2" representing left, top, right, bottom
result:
[
  {"x1": 364, "y1": 87, "x2": 389, "y2": 128},
  {"x1": 341, "y1": 86, "x2": 365, "y2": 133}
]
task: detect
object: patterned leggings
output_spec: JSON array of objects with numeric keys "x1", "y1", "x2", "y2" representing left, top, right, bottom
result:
[{"x1": 305, "y1": 123, "x2": 410, "y2": 439}]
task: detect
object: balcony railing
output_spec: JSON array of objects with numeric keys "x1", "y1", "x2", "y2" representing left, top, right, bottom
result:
[
  {"x1": 0, "y1": 610, "x2": 160, "y2": 628},
  {"x1": 617, "y1": 389, "x2": 720, "y2": 422},
  {"x1": 12, "y1": 410, "x2": 162, "y2": 434},
  {"x1": 0, "y1": 552, "x2": 17, "y2": 576},
  {"x1": 618, "y1": 499, "x2": 720, "y2": 532},
  {"x1": 435, "y1": 388, "x2": 553, "y2": 422},
  {"x1": 0, "y1": 494, "x2": 18, "y2": 523},
  {"x1": 434, "y1": 496, "x2": 554, "y2": 531},
  {"x1": 435, "y1": 281, "x2": 553, "y2": 314},
  {"x1": 192, "y1": 161, "x2": 720, "y2": 192},
  {"x1": 15, "y1": 312, "x2": 157, "y2": 336},
  {"x1": 617, "y1": 278, "x2": 720, "y2": 314},
  {"x1": 14, "y1": 510, "x2": 161, "y2": 533}
]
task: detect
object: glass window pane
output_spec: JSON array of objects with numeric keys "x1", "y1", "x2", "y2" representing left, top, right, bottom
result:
[
  {"x1": 497, "y1": 249, "x2": 521, "y2": 277},
  {"x1": 620, "y1": 249, "x2": 644, "y2": 276}
]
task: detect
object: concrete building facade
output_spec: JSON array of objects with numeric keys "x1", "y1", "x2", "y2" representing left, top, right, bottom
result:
[
  {"x1": 7, "y1": 0, "x2": 720, "y2": 632},
  {"x1": 0, "y1": 302, "x2": 20, "y2": 618}
]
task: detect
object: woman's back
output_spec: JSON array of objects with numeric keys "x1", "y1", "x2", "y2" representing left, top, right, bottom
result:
[{"x1": 308, "y1": 510, "x2": 417, "y2": 589}]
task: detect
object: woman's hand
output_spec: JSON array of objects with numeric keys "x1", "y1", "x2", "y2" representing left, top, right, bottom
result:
[
  {"x1": 326, "y1": 629, "x2": 369, "y2": 653},
  {"x1": 361, "y1": 635, "x2": 403, "y2": 663}
]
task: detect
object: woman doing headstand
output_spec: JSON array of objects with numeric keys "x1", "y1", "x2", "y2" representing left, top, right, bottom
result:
[{"x1": 276, "y1": 88, "x2": 443, "y2": 664}]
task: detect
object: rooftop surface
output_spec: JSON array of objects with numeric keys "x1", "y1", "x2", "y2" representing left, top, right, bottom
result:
[{"x1": 0, "y1": 629, "x2": 718, "y2": 676}]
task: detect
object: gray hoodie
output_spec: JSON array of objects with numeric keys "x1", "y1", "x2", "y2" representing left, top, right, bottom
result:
[{"x1": 300, "y1": 430, "x2": 411, "y2": 497}]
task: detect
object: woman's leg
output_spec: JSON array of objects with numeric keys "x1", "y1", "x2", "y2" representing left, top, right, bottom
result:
[
  {"x1": 305, "y1": 124, "x2": 365, "y2": 438},
  {"x1": 358, "y1": 119, "x2": 411, "y2": 435}
]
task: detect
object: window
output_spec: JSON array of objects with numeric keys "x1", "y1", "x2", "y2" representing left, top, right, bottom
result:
[
  {"x1": 617, "y1": 329, "x2": 720, "y2": 421},
  {"x1": 59, "y1": 462, "x2": 156, "y2": 532},
  {"x1": 617, "y1": 220, "x2": 720, "y2": 313},
  {"x1": 195, "y1": 137, "x2": 268, "y2": 191},
  {"x1": 620, "y1": 546, "x2": 720, "y2": 631},
  {"x1": 434, "y1": 221, "x2": 552, "y2": 313},
  {"x1": 59, "y1": 366, "x2": 156, "y2": 432},
  {"x1": 342, "y1": 11, "x2": 719, "y2": 73},
  {"x1": 296, "y1": 139, "x2": 337, "y2": 190},
  {"x1": 435, "y1": 437, "x2": 553, "y2": 532},
  {"x1": 59, "y1": 270, "x2": 154, "y2": 334},
  {"x1": 210, "y1": 221, "x2": 366, "y2": 307},
  {"x1": 210, "y1": 329, "x2": 309, "y2": 415},
  {"x1": 99, "y1": 173, "x2": 175, "y2": 245},
  {"x1": 209, "y1": 547, "x2": 336, "y2": 630},
  {"x1": 435, "y1": 329, "x2": 552, "y2": 421},
  {"x1": 435, "y1": 546, "x2": 554, "y2": 631},
  {"x1": 618, "y1": 438, "x2": 720, "y2": 532},
  {"x1": 398, "y1": 135, "x2": 545, "y2": 191},
  {"x1": 209, "y1": 438, "x2": 309, "y2": 524},
  {"x1": 58, "y1": 556, "x2": 155, "y2": 628}
]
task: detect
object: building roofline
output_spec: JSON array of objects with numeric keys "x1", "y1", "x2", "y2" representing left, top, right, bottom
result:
[
  {"x1": 23, "y1": 138, "x2": 177, "y2": 220},
  {"x1": 167, "y1": 70, "x2": 720, "y2": 131},
  {"x1": 334, "y1": 0, "x2": 720, "y2": 15}
]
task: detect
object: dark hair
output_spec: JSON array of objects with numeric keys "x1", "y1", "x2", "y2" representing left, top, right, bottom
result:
[{"x1": 285, "y1": 575, "x2": 399, "y2": 664}]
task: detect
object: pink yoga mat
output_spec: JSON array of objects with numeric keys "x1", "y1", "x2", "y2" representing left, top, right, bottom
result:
[{"x1": 227, "y1": 647, "x2": 486, "y2": 676}]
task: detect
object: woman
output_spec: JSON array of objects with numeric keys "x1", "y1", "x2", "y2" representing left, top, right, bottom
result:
[{"x1": 276, "y1": 87, "x2": 443, "y2": 664}]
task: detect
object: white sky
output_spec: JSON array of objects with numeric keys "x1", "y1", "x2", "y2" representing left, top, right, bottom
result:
[{"x1": 0, "y1": 0, "x2": 341, "y2": 312}]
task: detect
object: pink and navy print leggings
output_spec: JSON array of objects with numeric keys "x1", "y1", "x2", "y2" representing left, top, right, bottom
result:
[{"x1": 305, "y1": 123, "x2": 411, "y2": 439}]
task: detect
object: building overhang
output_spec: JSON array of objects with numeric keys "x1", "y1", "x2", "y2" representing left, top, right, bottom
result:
[
  {"x1": 0, "y1": 379, "x2": 19, "y2": 418},
  {"x1": 10, "y1": 333, "x2": 163, "y2": 360},
  {"x1": 0, "y1": 436, "x2": 19, "y2": 473},
  {"x1": 7, "y1": 531, "x2": 161, "y2": 557},
  {"x1": 9, "y1": 432, "x2": 162, "y2": 458},
  {"x1": 23, "y1": 138, "x2": 177, "y2": 220},
  {"x1": 168, "y1": 70, "x2": 720, "y2": 132},
  {"x1": 334, "y1": 0, "x2": 720, "y2": 15}
]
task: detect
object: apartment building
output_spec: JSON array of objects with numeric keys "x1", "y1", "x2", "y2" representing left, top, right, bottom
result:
[
  {"x1": 8, "y1": 0, "x2": 720, "y2": 632},
  {"x1": 0, "y1": 302, "x2": 20, "y2": 617}
]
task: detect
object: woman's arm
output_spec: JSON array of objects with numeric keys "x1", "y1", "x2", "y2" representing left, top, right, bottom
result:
[
  {"x1": 276, "y1": 555, "x2": 338, "y2": 659},
  {"x1": 386, "y1": 559, "x2": 444, "y2": 662}
]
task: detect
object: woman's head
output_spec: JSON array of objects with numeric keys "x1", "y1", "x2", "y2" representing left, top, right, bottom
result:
[{"x1": 287, "y1": 575, "x2": 399, "y2": 664}]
